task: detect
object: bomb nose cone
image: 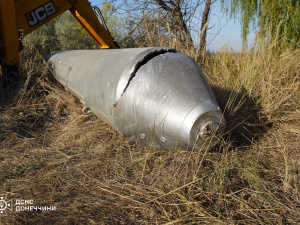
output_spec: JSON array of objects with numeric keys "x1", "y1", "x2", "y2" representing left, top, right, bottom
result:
[
  {"x1": 45, "y1": 47, "x2": 225, "y2": 150},
  {"x1": 112, "y1": 49, "x2": 225, "y2": 149}
]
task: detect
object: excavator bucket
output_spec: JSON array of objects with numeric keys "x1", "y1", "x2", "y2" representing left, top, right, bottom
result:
[{"x1": 44, "y1": 48, "x2": 225, "y2": 150}]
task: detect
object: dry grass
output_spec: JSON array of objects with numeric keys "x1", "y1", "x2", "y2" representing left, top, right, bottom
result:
[{"x1": 0, "y1": 42, "x2": 299, "y2": 224}]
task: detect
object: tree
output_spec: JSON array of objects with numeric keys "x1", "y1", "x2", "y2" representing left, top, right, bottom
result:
[
  {"x1": 221, "y1": 0, "x2": 300, "y2": 49},
  {"x1": 96, "y1": 1, "x2": 137, "y2": 48},
  {"x1": 55, "y1": 13, "x2": 98, "y2": 50},
  {"x1": 23, "y1": 19, "x2": 59, "y2": 56},
  {"x1": 152, "y1": 0, "x2": 195, "y2": 50},
  {"x1": 199, "y1": 0, "x2": 212, "y2": 61},
  {"x1": 123, "y1": 0, "x2": 215, "y2": 57},
  {"x1": 24, "y1": 12, "x2": 98, "y2": 55}
]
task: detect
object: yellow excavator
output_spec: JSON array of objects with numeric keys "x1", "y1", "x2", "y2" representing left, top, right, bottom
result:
[
  {"x1": 0, "y1": 0, "x2": 225, "y2": 150},
  {"x1": 0, "y1": 0, "x2": 118, "y2": 70}
]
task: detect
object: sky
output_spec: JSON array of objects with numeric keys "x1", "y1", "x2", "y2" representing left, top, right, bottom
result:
[
  {"x1": 89, "y1": 0, "x2": 256, "y2": 52},
  {"x1": 205, "y1": 1, "x2": 256, "y2": 52}
]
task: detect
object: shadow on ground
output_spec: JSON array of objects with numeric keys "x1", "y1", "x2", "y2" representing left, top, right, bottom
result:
[
  {"x1": 211, "y1": 85, "x2": 270, "y2": 148},
  {"x1": 0, "y1": 67, "x2": 25, "y2": 106}
]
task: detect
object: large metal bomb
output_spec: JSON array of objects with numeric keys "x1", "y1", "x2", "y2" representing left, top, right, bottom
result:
[{"x1": 45, "y1": 47, "x2": 225, "y2": 150}]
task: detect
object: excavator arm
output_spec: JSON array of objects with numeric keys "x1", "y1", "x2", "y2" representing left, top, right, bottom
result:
[{"x1": 0, "y1": 0, "x2": 118, "y2": 67}]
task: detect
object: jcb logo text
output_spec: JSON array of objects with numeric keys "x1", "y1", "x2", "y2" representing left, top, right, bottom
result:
[{"x1": 25, "y1": 1, "x2": 56, "y2": 27}]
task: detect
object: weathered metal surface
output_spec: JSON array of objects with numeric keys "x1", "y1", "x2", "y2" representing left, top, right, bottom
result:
[{"x1": 44, "y1": 47, "x2": 225, "y2": 150}]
